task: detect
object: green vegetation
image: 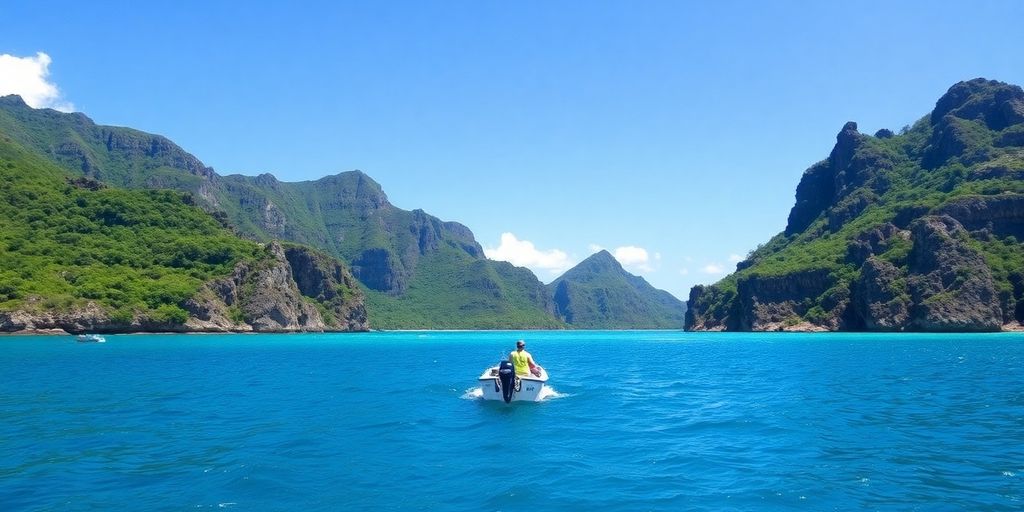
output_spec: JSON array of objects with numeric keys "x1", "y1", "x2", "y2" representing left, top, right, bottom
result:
[
  {"x1": 688, "y1": 78, "x2": 1024, "y2": 330},
  {"x1": 0, "y1": 96, "x2": 566, "y2": 329},
  {"x1": 548, "y1": 251, "x2": 686, "y2": 329},
  {"x1": 363, "y1": 247, "x2": 564, "y2": 329},
  {"x1": 0, "y1": 133, "x2": 265, "y2": 322}
]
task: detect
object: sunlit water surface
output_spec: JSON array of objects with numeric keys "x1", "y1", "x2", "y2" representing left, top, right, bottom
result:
[{"x1": 2, "y1": 331, "x2": 1023, "y2": 510}]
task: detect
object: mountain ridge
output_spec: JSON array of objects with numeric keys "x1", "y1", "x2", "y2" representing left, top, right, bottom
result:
[
  {"x1": 0, "y1": 96, "x2": 574, "y2": 329},
  {"x1": 0, "y1": 130, "x2": 368, "y2": 334}
]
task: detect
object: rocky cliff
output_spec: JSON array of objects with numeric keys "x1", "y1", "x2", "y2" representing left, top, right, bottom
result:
[
  {"x1": 686, "y1": 78, "x2": 1024, "y2": 332},
  {"x1": 1, "y1": 242, "x2": 367, "y2": 334}
]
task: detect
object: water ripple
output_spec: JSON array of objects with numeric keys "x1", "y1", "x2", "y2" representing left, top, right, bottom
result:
[{"x1": 2, "y1": 332, "x2": 1024, "y2": 510}]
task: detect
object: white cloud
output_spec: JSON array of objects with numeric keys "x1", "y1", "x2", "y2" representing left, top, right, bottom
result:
[
  {"x1": 613, "y1": 246, "x2": 648, "y2": 266},
  {"x1": 613, "y1": 245, "x2": 655, "y2": 273},
  {"x1": 728, "y1": 254, "x2": 743, "y2": 263},
  {"x1": 484, "y1": 233, "x2": 574, "y2": 275},
  {"x1": 0, "y1": 52, "x2": 74, "y2": 112},
  {"x1": 702, "y1": 263, "x2": 725, "y2": 274},
  {"x1": 679, "y1": 268, "x2": 690, "y2": 276},
  {"x1": 588, "y1": 243, "x2": 605, "y2": 254}
]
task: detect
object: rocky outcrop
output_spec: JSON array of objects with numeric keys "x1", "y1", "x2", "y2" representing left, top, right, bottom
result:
[
  {"x1": 905, "y1": 216, "x2": 1002, "y2": 331},
  {"x1": 283, "y1": 245, "x2": 367, "y2": 330},
  {"x1": 851, "y1": 257, "x2": 909, "y2": 330},
  {"x1": 184, "y1": 242, "x2": 367, "y2": 332},
  {"x1": 785, "y1": 122, "x2": 893, "y2": 235},
  {"x1": 845, "y1": 223, "x2": 907, "y2": 266},
  {"x1": 935, "y1": 193, "x2": 1024, "y2": 239},
  {"x1": 0, "y1": 242, "x2": 368, "y2": 334},
  {"x1": 930, "y1": 78, "x2": 1024, "y2": 131},
  {"x1": 686, "y1": 78, "x2": 1024, "y2": 332},
  {"x1": 734, "y1": 269, "x2": 836, "y2": 330}
]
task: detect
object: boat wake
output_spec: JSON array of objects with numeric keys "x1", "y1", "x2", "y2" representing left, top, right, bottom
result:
[{"x1": 460, "y1": 386, "x2": 569, "y2": 401}]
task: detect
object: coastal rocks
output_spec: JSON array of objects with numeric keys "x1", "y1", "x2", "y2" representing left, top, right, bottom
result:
[
  {"x1": 685, "y1": 79, "x2": 1024, "y2": 333},
  {"x1": 905, "y1": 216, "x2": 1002, "y2": 331},
  {"x1": 185, "y1": 242, "x2": 368, "y2": 332},
  {"x1": 0, "y1": 242, "x2": 368, "y2": 335},
  {"x1": 685, "y1": 284, "x2": 733, "y2": 331},
  {"x1": 852, "y1": 258, "x2": 909, "y2": 330},
  {"x1": 0, "y1": 302, "x2": 109, "y2": 334},
  {"x1": 734, "y1": 269, "x2": 836, "y2": 331},
  {"x1": 284, "y1": 245, "x2": 368, "y2": 331}
]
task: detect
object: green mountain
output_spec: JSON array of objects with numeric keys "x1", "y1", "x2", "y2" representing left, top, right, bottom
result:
[
  {"x1": 686, "y1": 78, "x2": 1024, "y2": 332},
  {"x1": 548, "y1": 250, "x2": 686, "y2": 329},
  {"x1": 0, "y1": 94, "x2": 561, "y2": 329},
  {"x1": 0, "y1": 129, "x2": 366, "y2": 333}
]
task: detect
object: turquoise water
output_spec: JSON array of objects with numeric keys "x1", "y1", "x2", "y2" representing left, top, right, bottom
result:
[{"x1": 2, "y1": 331, "x2": 1023, "y2": 510}]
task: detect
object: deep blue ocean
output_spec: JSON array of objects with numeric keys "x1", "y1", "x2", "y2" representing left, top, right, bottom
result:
[{"x1": 2, "y1": 331, "x2": 1023, "y2": 511}]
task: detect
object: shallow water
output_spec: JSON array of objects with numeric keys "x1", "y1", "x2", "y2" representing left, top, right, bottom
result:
[{"x1": 2, "y1": 331, "x2": 1023, "y2": 510}]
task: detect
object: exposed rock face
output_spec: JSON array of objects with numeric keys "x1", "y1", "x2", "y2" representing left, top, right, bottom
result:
[
  {"x1": 685, "y1": 285, "x2": 731, "y2": 331},
  {"x1": 931, "y1": 78, "x2": 1024, "y2": 131},
  {"x1": 785, "y1": 122, "x2": 893, "y2": 235},
  {"x1": 352, "y1": 248, "x2": 405, "y2": 294},
  {"x1": 734, "y1": 269, "x2": 836, "y2": 330},
  {"x1": 0, "y1": 242, "x2": 368, "y2": 334},
  {"x1": 284, "y1": 245, "x2": 367, "y2": 330},
  {"x1": 904, "y1": 216, "x2": 1002, "y2": 331},
  {"x1": 845, "y1": 223, "x2": 907, "y2": 266},
  {"x1": 935, "y1": 193, "x2": 1024, "y2": 239},
  {"x1": 852, "y1": 257, "x2": 909, "y2": 330},
  {"x1": 184, "y1": 242, "x2": 368, "y2": 332}
]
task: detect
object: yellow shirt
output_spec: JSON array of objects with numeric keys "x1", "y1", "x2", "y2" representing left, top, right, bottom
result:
[{"x1": 510, "y1": 350, "x2": 531, "y2": 375}]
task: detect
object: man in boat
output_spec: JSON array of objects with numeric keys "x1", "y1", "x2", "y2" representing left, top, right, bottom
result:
[{"x1": 509, "y1": 340, "x2": 542, "y2": 377}]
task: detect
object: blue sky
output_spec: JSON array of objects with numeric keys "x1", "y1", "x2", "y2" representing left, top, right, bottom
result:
[{"x1": 2, "y1": 1, "x2": 1023, "y2": 299}]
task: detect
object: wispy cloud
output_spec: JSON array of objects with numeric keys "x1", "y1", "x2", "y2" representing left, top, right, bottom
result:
[
  {"x1": 679, "y1": 268, "x2": 690, "y2": 276},
  {"x1": 702, "y1": 263, "x2": 725, "y2": 274},
  {"x1": 0, "y1": 52, "x2": 74, "y2": 112},
  {"x1": 728, "y1": 254, "x2": 743, "y2": 263},
  {"x1": 484, "y1": 233, "x2": 574, "y2": 275}
]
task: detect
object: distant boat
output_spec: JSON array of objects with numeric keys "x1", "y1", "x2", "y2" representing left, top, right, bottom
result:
[
  {"x1": 75, "y1": 334, "x2": 106, "y2": 343},
  {"x1": 478, "y1": 361, "x2": 549, "y2": 403}
]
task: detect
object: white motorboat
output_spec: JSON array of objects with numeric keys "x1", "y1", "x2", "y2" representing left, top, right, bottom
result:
[
  {"x1": 478, "y1": 362, "x2": 549, "y2": 402},
  {"x1": 75, "y1": 334, "x2": 106, "y2": 343}
]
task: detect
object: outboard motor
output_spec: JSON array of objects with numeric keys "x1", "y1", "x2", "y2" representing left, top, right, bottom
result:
[{"x1": 498, "y1": 360, "x2": 517, "y2": 403}]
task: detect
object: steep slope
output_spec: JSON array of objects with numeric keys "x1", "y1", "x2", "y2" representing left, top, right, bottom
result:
[
  {"x1": 0, "y1": 132, "x2": 366, "y2": 333},
  {"x1": 548, "y1": 251, "x2": 686, "y2": 329},
  {"x1": 686, "y1": 78, "x2": 1024, "y2": 332},
  {"x1": 0, "y1": 95, "x2": 560, "y2": 329}
]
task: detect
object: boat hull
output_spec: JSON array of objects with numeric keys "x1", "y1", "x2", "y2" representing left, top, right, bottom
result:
[{"x1": 477, "y1": 367, "x2": 548, "y2": 402}]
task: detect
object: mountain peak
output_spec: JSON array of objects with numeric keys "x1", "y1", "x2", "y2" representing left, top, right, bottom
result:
[
  {"x1": 573, "y1": 250, "x2": 624, "y2": 275},
  {"x1": 548, "y1": 250, "x2": 685, "y2": 328},
  {"x1": 931, "y1": 78, "x2": 1024, "y2": 130},
  {"x1": 0, "y1": 94, "x2": 28, "y2": 108}
]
